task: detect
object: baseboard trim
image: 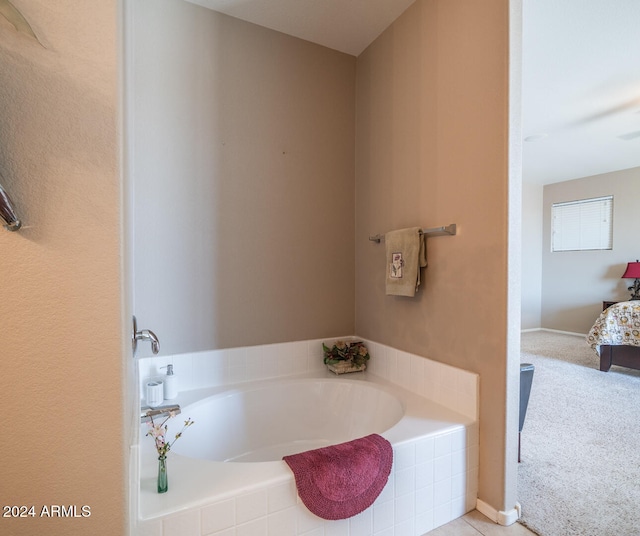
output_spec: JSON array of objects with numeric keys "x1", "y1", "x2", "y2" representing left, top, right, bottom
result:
[
  {"x1": 540, "y1": 328, "x2": 587, "y2": 337},
  {"x1": 476, "y1": 499, "x2": 521, "y2": 526},
  {"x1": 521, "y1": 327, "x2": 586, "y2": 337}
]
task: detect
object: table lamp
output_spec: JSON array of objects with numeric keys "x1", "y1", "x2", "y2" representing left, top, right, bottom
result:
[{"x1": 621, "y1": 260, "x2": 640, "y2": 300}]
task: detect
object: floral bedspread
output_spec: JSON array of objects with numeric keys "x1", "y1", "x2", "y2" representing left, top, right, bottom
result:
[{"x1": 587, "y1": 301, "x2": 640, "y2": 351}]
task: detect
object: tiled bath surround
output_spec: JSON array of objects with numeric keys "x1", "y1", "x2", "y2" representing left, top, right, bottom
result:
[
  {"x1": 138, "y1": 338, "x2": 478, "y2": 421},
  {"x1": 135, "y1": 338, "x2": 479, "y2": 535}
]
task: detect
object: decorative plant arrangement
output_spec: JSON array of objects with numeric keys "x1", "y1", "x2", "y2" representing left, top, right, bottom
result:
[
  {"x1": 323, "y1": 340, "x2": 370, "y2": 374},
  {"x1": 146, "y1": 411, "x2": 194, "y2": 493}
]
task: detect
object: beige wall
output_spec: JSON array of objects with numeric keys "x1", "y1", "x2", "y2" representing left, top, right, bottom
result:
[
  {"x1": 542, "y1": 166, "x2": 640, "y2": 333},
  {"x1": 355, "y1": 0, "x2": 512, "y2": 511},
  {"x1": 132, "y1": 0, "x2": 356, "y2": 355},
  {"x1": 0, "y1": 2, "x2": 125, "y2": 535}
]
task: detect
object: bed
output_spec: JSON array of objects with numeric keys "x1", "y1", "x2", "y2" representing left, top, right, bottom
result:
[{"x1": 587, "y1": 301, "x2": 640, "y2": 372}]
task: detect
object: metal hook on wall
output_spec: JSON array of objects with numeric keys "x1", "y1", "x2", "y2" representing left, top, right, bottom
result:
[{"x1": 0, "y1": 182, "x2": 21, "y2": 231}]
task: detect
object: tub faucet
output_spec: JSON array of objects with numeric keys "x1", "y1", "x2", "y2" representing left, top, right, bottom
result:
[
  {"x1": 140, "y1": 404, "x2": 181, "y2": 424},
  {"x1": 132, "y1": 316, "x2": 160, "y2": 355}
]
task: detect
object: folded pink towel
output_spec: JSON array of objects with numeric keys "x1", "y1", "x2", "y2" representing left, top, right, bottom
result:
[{"x1": 283, "y1": 434, "x2": 393, "y2": 520}]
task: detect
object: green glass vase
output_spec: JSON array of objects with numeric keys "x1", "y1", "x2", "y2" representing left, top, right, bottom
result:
[{"x1": 157, "y1": 455, "x2": 168, "y2": 493}]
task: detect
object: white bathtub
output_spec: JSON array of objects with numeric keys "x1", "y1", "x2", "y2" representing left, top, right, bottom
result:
[
  {"x1": 137, "y1": 370, "x2": 478, "y2": 535},
  {"x1": 170, "y1": 378, "x2": 404, "y2": 463}
]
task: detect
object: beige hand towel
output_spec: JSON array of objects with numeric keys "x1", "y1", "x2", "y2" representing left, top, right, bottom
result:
[{"x1": 385, "y1": 227, "x2": 427, "y2": 297}]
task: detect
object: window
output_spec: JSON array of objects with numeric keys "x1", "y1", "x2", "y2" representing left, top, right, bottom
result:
[{"x1": 551, "y1": 195, "x2": 613, "y2": 252}]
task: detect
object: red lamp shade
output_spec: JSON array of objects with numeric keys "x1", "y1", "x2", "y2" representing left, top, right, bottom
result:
[{"x1": 622, "y1": 261, "x2": 640, "y2": 279}]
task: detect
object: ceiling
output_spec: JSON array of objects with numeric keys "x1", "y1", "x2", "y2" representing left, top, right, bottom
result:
[
  {"x1": 185, "y1": 0, "x2": 417, "y2": 57},
  {"x1": 522, "y1": 0, "x2": 640, "y2": 185},
  {"x1": 186, "y1": 0, "x2": 640, "y2": 186}
]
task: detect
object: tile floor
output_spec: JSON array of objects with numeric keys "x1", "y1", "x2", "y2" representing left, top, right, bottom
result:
[{"x1": 427, "y1": 510, "x2": 538, "y2": 536}]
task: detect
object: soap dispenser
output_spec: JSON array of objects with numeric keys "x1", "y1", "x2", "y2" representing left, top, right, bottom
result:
[{"x1": 160, "y1": 364, "x2": 178, "y2": 400}]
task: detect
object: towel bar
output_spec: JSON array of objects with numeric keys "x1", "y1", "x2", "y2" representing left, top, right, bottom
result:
[
  {"x1": 0, "y1": 181, "x2": 21, "y2": 231},
  {"x1": 368, "y1": 223, "x2": 456, "y2": 243}
]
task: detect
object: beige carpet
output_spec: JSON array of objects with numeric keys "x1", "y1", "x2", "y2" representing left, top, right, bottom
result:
[{"x1": 517, "y1": 331, "x2": 640, "y2": 536}]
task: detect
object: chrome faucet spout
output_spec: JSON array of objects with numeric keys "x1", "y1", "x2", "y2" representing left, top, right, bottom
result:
[
  {"x1": 132, "y1": 316, "x2": 160, "y2": 355},
  {"x1": 137, "y1": 329, "x2": 160, "y2": 354}
]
